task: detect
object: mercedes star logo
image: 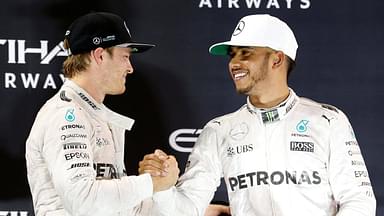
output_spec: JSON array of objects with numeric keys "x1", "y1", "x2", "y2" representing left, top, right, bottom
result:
[
  {"x1": 233, "y1": 20, "x2": 245, "y2": 36},
  {"x1": 92, "y1": 37, "x2": 101, "y2": 45}
]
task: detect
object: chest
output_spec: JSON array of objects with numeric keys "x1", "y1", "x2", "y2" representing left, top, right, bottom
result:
[
  {"x1": 220, "y1": 116, "x2": 330, "y2": 178},
  {"x1": 90, "y1": 119, "x2": 120, "y2": 178}
]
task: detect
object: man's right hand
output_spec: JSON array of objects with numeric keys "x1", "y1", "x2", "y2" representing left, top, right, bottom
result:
[
  {"x1": 139, "y1": 149, "x2": 180, "y2": 192},
  {"x1": 205, "y1": 204, "x2": 231, "y2": 216}
]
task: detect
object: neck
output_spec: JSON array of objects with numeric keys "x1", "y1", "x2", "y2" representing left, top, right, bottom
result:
[
  {"x1": 249, "y1": 83, "x2": 290, "y2": 109},
  {"x1": 70, "y1": 75, "x2": 105, "y2": 103}
]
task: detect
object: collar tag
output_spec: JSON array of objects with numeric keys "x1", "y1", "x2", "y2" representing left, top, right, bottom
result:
[{"x1": 261, "y1": 109, "x2": 279, "y2": 123}]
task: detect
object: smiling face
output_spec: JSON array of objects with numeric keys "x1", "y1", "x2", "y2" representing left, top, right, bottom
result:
[
  {"x1": 228, "y1": 46, "x2": 272, "y2": 95},
  {"x1": 100, "y1": 46, "x2": 134, "y2": 95}
]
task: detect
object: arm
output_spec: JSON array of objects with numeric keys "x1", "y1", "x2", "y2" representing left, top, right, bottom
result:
[
  {"x1": 328, "y1": 111, "x2": 376, "y2": 216},
  {"x1": 141, "y1": 125, "x2": 224, "y2": 216},
  {"x1": 43, "y1": 107, "x2": 154, "y2": 215},
  {"x1": 204, "y1": 204, "x2": 231, "y2": 216}
]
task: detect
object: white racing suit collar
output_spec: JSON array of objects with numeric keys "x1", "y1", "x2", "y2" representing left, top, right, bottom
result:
[
  {"x1": 60, "y1": 80, "x2": 135, "y2": 130},
  {"x1": 246, "y1": 88, "x2": 298, "y2": 124}
]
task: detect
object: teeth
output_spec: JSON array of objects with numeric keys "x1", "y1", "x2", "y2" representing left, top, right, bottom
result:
[{"x1": 234, "y1": 72, "x2": 247, "y2": 80}]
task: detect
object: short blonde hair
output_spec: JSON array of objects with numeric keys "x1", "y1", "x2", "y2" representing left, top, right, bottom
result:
[
  {"x1": 62, "y1": 39, "x2": 114, "y2": 78},
  {"x1": 62, "y1": 39, "x2": 91, "y2": 78}
]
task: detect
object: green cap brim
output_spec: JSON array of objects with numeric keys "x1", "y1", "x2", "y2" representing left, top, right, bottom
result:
[{"x1": 209, "y1": 42, "x2": 230, "y2": 55}]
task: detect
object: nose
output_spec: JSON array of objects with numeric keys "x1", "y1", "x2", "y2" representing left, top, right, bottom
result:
[
  {"x1": 229, "y1": 57, "x2": 241, "y2": 71},
  {"x1": 127, "y1": 58, "x2": 134, "y2": 74}
]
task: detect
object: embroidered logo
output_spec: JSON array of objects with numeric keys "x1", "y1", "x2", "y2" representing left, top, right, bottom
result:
[
  {"x1": 233, "y1": 20, "x2": 245, "y2": 36},
  {"x1": 261, "y1": 109, "x2": 279, "y2": 123},
  {"x1": 96, "y1": 137, "x2": 110, "y2": 147},
  {"x1": 296, "y1": 120, "x2": 309, "y2": 133},
  {"x1": 290, "y1": 141, "x2": 314, "y2": 153},
  {"x1": 65, "y1": 108, "x2": 75, "y2": 122},
  {"x1": 229, "y1": 123, "x2": 249, "y2": 140},
  {"x1": 227, "y1": 147, "x2": 235, "y2": 157}
]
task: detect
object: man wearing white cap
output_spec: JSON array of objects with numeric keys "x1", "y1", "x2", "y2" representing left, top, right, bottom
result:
[{"x1": 140, "y1": 14, "x2": 376, "y2": 215}]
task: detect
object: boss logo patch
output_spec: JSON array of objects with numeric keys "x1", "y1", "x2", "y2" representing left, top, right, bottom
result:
[{"x1": 290, "y1": 141, "x2": 314, "y2": 152}]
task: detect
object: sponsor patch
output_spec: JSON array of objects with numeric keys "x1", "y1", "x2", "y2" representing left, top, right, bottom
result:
[
  {"x1": 96, "y1": 137, "x2": 110, "y2": 147},
  {"x1": 229, "y1": 123, "x2": 249, "y2": 140},
  {"x1": 64, "y1": 152, "x2": 90, "y2": 160},
  {"x1": 61, "y1": 124, "x2": 85, "y2": 130},
  {"x1": 60, "y1": 90, "x2": 72, "y2": 102},
  {"x1": 63, "y1": 142, "x2": 87, "y2": 150},
  {"x1": 94, "y1": 163, "x2": 118, "y2": 179},
  {"x1": 296, "y1": 120, "x2": 309, "y2": 133},
  {"x1": 227, "y1": 144, "x2": 253, "y2": 157},
  {"x1": 65, "y1": 108, "x2": 75, "y2": 122},
  {"x1": 354, "y1": 170, "x2": 369, "y2": 178},
  {"x1": 290, "y1": 141, "x2": 314, "y2": 152},
  {"x1": 78, "y1": 92, "x2": 100, "y2": 110},
  {"x1": 61, "y1": 134, "x2": 87, "y2": 141},
  {"x1": 228, "y1": 170, "x2": 321, "y2": 191},
  {"x1": 261, "y1": 109, "x2": 279, "y2": 123},
  {"x1": 351, "y1": 160, "x2": 365, "y2": 166},
  {"x1": 321, "y1": 104, "x2": 338, "y2": 113},
  {"x1": 68, "y1": 162, "x2": 90, "y2": 169}
]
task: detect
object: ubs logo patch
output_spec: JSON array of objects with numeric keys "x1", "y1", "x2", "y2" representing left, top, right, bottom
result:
[{"x1": 227, "y1": 144, "x2": 253, "y2": 157}]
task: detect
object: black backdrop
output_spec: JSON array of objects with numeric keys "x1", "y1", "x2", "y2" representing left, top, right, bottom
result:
[{"x1": 0, "y1": 0, "x2": 383, "y2": 215}]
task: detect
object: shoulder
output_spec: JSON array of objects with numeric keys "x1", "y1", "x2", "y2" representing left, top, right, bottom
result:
[
  {"x1": 205, "y1": 104, "x2": 248, "y2": 129},
  {"x1": 37, "y1": 91, "x2": 91, "y2": 126},
  {"x1": 299, "y1": 97, "x2": 341, "y2": 114},
  {"x1": 297, "y1": 97, "x2": 350, "y2": 123}
]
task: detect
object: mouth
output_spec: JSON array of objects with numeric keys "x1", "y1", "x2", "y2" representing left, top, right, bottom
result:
[
  {"x1": 121, "y1": 75, "x2": 127, "y2": 84},
  {"x1": 123, "y1": 72, "x2": 129, "y2": 79},
  {"x1": 232, "y1": 70, "x2": 248, "y2": 81}
]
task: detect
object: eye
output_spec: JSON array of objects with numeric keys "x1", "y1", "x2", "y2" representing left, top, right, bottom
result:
[
  {"x1": 228, "y1": 50, "x2": 235, "y2": 59},
  {"x1": 229, "y1": 47, "x2": 254, "y2": 60},
  {"x1": 240, "y1": 49, "x2": 252, "y2": 57}
]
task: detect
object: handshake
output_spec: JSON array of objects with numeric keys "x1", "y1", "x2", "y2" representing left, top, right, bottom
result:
[
  {"x1": 138, "y1": 149, "x2": 180, "y2": 192},
  {"x1": 138, "y1": 149, "x2": 231, "y2": 216}
]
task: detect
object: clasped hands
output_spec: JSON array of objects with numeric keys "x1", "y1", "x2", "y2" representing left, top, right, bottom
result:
[
  {"x1": 139, "y1": 149, "x2": 180, "y2": 192},
  {"x1": 139, "y1": 149, "x2": 231, "y2": 216}
]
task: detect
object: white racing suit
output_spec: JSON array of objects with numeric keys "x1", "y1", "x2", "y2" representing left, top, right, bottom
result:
[
  {"x1": 26, "y1": 80, "x2": 154, "y2": 216},
  {"x1": 153, "y1": 89, "x2": 376, "y2": 216}
]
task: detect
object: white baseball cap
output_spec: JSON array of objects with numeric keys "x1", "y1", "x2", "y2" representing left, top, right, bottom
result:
[{"x1": 209, "y1": 14, "x2": 298, "y2": 60}]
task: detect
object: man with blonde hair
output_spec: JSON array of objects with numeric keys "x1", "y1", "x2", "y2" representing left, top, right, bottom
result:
[{"x1": 26, "y1": 12, "x2": 179, "y2": 216}]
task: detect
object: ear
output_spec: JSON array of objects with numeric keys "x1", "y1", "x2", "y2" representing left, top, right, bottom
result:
[
  {"x1": 90, "y1": 47, "x2": 104, "y2": 65},
  {"x1": 271, "y1": 51, "x2": 285, "y2": 69}
]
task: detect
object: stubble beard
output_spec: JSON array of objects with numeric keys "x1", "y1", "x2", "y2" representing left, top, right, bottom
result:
[{"x1": 236, "y1": 60, "x2": 269, "y2": 95}]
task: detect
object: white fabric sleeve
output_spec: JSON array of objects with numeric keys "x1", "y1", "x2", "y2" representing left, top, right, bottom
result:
[
  {"x1": 151, "y1": 124, "x2": 223, "y2": 216},
  {"x1": 328, "y1": 111, "x2": 376, "y2": 216},
  {"x1": 44, "y1": 106, "x2": 153, "y2": 215}
]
